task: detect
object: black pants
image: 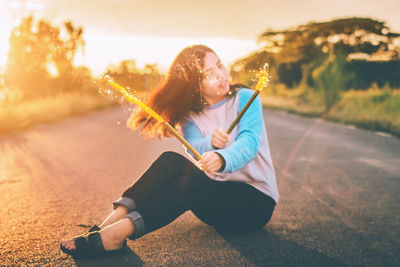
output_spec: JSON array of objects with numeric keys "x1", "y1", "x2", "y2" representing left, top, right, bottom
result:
[{"x1": 117, "y1": 151, "x2": 275, "y2": 238}]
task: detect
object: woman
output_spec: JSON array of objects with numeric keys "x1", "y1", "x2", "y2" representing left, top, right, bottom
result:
[{"x1": 60, "y1": 45, "x2": 279, "y2": 257}]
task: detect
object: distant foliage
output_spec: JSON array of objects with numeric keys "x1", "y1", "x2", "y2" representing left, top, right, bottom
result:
[
  {"x1": 230, "y1": 17, "x2": 400, "y2": 91},
  {"x1": 106, "y1": 60, "x2": 163, "y2": 92},
  {"x1": 4, "y1": 16, "x2": 95, "y2": 99},
  {"x1": 312, "y1": 55, "x2": 354, "y2": 111}
]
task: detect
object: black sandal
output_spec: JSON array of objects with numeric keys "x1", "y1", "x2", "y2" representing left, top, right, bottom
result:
[
  {"x1": 88, "y1": 225, "x2": 127, "y2": 247},
  {"x1": 88, "y1": 225, "x2": 101, "y2": 232},
  {"x1": 60, "y1": 235, "x2": 91, "y2": 257},
  {"x1": 60, "y1": 224, "x2": 100, "y2": 247},
  {"x1": 60, "y1": 231, "x2": 126, "y2": 258}
]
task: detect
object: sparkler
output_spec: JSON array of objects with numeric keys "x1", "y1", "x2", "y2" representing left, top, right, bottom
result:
[
  {"x1": 226, "y1": 64, "x2": 270, "y2": 134},
  {"x1": 103, "y1": 74, "x2": 203, "y2": 160}
]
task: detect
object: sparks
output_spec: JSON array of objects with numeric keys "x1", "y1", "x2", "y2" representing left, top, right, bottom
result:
[{"x1": 255, "y1": 63, "x2": 271, "y2": 92}]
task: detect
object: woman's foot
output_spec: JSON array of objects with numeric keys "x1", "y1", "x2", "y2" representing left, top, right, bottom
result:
[
  {"x1": 60, "y1": 229, "x2": 122, "y2": 252},
  {"x1": 60, "y1": 218, "x2": 134, "y2": 252}
]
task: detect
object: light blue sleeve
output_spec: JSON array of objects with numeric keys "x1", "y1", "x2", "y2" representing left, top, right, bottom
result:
[
  {"x1": 216, "y1": 89, "x2": 263, "y2": 172},
  {"x1": 182, "y1": 118, "x2": 214, "y2": 158}
]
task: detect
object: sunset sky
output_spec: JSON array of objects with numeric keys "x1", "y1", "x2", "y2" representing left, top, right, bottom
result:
[{"x1": 0, "y1": 0, "x2": 399, "y2": 75}]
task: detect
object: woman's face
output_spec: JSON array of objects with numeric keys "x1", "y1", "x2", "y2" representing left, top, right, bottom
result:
[{"x1": 200, "y1": 52, "x2": 230, "y2": 105}]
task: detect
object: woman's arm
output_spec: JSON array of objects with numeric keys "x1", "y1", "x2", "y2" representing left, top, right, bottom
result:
[
  {"x1": 183, "y1": 119, "x2": 226, "y2": 172},
  {"x1": 183, "y1": 119, "x2": 214, "y2": 157},
  {"x1": 216, "y1": 89, "x2": 263, "y2": 172}
]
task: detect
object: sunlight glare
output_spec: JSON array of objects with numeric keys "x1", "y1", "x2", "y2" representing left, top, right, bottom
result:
[
  {"x1": 46, "y1": 62, "x2": 59, "y2": 77},
  {"x1": 78, "y1": 32, "x2": 259, "y2": 76},
  {"x1": 0, "y1": 0, "x2": 44, "y2": 11}
]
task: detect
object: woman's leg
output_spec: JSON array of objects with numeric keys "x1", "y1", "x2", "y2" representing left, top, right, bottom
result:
[
  {"x1": 121, "y1": 151, "x2": 189, "y2": 207},
  {"x1": 97, "y1": 151, "x2": 190, "y2": 230},
  {"x1": 117, "y1": 152, "x2": 214, "y2": 238}
]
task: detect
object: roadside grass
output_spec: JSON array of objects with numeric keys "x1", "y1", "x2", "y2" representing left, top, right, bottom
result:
[
  {"x1": 260, "y1": 84, "x2": 400, "y2": 138},
  {"x1": 260, "y1": 83, "x2": 325, "y2": 117},
  {"x1": 0, "y1": 91, "x2": 116, "y2": 135},
  {"x1": 327, "y1": 89, "x2": 400, "y2": 137}
]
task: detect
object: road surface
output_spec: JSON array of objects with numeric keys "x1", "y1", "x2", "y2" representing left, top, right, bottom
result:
[{"x1": 0, "y1": 105, "x2": 399, "y2": 266}]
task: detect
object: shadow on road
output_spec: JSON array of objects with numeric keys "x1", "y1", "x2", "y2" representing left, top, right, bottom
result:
[
  {"x1": 72, "y1": 246, "x2": 144, "y2": 267},
  {"x1": 218, "y1": 229, "x2": 345, "y2": 266}
]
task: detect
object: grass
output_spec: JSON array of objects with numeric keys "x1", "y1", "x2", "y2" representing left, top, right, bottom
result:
[
  {"x1": 260, "y1": 84, "x2": 325, "y2": 117},
  {"x1": 327, "y1": 89, "x2": 400, "y2": 137},
  {"x1": 260, "y1": 84, "x2": 400, "y2": 138},
  {"x1": 0, "y1": 91, "x2": 117, "y2": 135}
]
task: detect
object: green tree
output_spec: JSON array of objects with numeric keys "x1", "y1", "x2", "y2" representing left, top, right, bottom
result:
[
  {"x1": 231, "y1": 17, "x2": 400, "y2": 89},
  {"x1": 312, "y1": 54, "x2": 353, "y2": 111}
]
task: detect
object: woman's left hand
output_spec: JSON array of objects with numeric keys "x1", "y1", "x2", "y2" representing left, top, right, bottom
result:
[
  {"x1": 211, "y1": 127, "x2": 230, "y2": 149},
  {"x1": 199, "y1": 152, "x2": 224, "y2": 172}
]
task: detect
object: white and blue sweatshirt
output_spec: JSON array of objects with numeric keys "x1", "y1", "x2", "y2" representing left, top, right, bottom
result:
[{"x1": 183, "y1": 88, "x2": 279, "y2": 203}]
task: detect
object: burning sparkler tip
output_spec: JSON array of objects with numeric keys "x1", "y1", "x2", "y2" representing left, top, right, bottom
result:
[{"x1": 254, "y1": 63, "x2": 271, "y2": 92}]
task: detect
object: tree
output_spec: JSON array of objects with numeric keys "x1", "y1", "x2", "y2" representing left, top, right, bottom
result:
[
  {"x1": 258, "y1": 17, "x2": 400, "y2": 63},
  {"x1": 106, "y1": 60, "x2": 163, "y2": 92},
  {"x1": 312, "y1": 54, "x2": 354, "y2": 111},
  {"x1": 4, "y1": 16, "x2": 86, "y2": 98},
  {"x1": 230, "y1": 17, "x2": 400, "y2": 90}
]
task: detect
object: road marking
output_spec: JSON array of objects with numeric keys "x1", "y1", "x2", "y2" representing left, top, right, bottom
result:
[
  {"x1": 345, "y1": 125, "x2": 357, "y2": 130},
  {"x1": 374, "y1": 132, "x2": 392, "y2": 138}
]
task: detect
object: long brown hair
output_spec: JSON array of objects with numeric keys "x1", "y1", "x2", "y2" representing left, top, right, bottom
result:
[{"x1": 127, "y1": 45, "x2": 215, "y2": 139}]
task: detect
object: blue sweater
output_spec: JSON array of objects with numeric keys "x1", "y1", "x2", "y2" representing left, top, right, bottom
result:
[{"x1": 183, "y1": 88, "x2": 279, "y2": 203}]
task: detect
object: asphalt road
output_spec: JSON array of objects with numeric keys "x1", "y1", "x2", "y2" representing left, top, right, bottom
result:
[{"x1": 0, "y1": 105, "x2": 399, "y2": 266}]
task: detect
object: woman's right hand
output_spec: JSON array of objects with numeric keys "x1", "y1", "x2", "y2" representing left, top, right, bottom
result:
[
  {"x1": 211, "y1": 127, "x2": 230, "y2": 149},
  {"x1": 198, "y1": 151, "x2": 224, "y2": 173}
]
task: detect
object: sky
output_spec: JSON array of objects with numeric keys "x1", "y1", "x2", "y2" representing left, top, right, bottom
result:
[{"x1": 0, "y1": 0, "x2": 399, "y2": 75}]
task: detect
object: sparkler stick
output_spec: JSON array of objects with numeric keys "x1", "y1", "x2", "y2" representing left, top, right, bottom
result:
[
  {"x1": 103, "y1": 74, "x2": 203, "y2": 160},
  {"x1": 226, "y1": 64, "x2": 270, "y2": 134}
]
